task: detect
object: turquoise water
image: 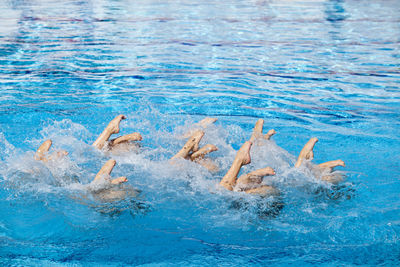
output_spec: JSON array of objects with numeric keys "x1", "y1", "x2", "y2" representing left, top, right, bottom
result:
[{"x1": 0, "y1": 0, "x2": 399, "y2": 265}]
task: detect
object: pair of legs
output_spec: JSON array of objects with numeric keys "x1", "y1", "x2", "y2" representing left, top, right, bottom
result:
[
  {"x1": 219, "y1": 141, "x2": 278, "y2": 196},
  {"x1": 35, "y1": 140, "x2": 127, "y2": 185},
  {"x1": 248, "y1": 121, "x2": 346, "y2": 183},
  {"x1": 93, "y1": 159, "x2": 127, "y2": 185},
  {"x1": 91, "y1": 115, "x2": 142, "y2": 184},
  {"x1": 295, "y1": 138, "x2": 345, "y2": 183},
  {"x1": 35, "y1": 115, "x2": 142, "y2": 161},
  {"x1": 171, "y1": 118, "x2": 219, "y2": 172},
  {"x1": 219, "y1": 119, "x2": 278, "y2": 196},
  {"x1": 35, "y1": 116, "x2": 135, "y2": 186},
  {"x1": 34, "y1": 139, "x2": 68, "y2": 162},
  {"x1": 249, "y1": 119, "x2": 276, "y2": 143},
  {"x1": 92, "y1": 114, "x2": 142, "y2": 150}
]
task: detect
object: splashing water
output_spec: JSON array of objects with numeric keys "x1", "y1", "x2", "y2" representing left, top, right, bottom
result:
[{"x1": 0, "y1": 0, "x2": 399, "y2": 265}]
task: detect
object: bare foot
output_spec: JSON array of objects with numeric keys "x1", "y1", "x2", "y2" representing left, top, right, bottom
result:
[
  {"x1": 264, "y1": 129, "x2": 276, "y2": 140},
  {"x1": 318, "y1": 159, "x2": 345, "y2": 172},
  {"x1": 235, "y1": 141, "x2": 252, "y2": 165},
  {"x1": 171, "y1": 130, "x2": 205, "y2": 160},
  {"x1": 236, "y1": 167, "x2": 275, "y2": 190},
  {"x1": 92, "y1": 115, "x2": 127, "y2": 149},
  {"x1": 34, "y1": 140, "x2": 52, "y2": 161},
  {"x1": 295, "y1": 137, "x2": 318, "y2": 168},
  {"x1": 190, "y1": 144, "x2": 218, "y2": 161},
  {"x1": 219, "y1": 141, "x2": 253, "y2": 191},
  {"x1": 107, "y1": 114, "x2": 126, "y2": 135},
  {"x1": 110, "y1": 133, "x2": 142, "y2": 146},
  {"x1": 250, "y1": 119, "x2": 276, "y2": 142},
  {"x1": 94, "y1": 159, "x2": 116, "y2": 181},
  {"x1": 111, "y1": 176, "x2": 128, "y2": 185},
  {"x1": 248, "y1": 167, "x2": 275, "y2": 177},
  {"x1": 250, "y1": 119, "x2": 264, "y2": 143},
  {"x1": 198, "y1": 117, "x2": 218, "y2": 128}
]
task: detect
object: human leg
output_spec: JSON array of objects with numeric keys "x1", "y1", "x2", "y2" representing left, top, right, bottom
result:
[
  {"x1": 109, "y1": 132, "x2": 142, "y2": 146},
  {"x1": 264, "y1": 129, "x2": 276, "y2": 140},
  {"x1": 111, "y1": 176, "x2": 128, "y2": 185},
  {"x1": 190, "y1": 144, "x2": 218, "y2": 161},
  {"x1": 295, "y1": 137, "x2": 318, "y2": 168},
  {"x1": 171, "y1": 130, "x2": 205, "y2": 160},
  {"x1": 198, "y1": 117, "x2": 218, "y2": 128},
  {"x1": 94, "y1": 159, "x2": 116, "y2": 181},
  {"x1": 35, "y1": 139, "x2": 68, "y2": 162},
  {"x1": 249, "y1": 119, "x2": 276, "y2": 143},
  {"x1": 219, "y1": 141, "x2": 252, "y2": 191},
  {"x1": 250, "y1": 119, "x2": 264, "y2": 143},
  {"x1": 318, "y1": 159, "x2": 345, "y2": 172},
  {"x1": 235, "y1": 167, "x2": 275, "y2": 191},
  {"x1": 94, "y1": 159, "x2": 128, "y2": 185},
  {"x1": 296, "y1": 139, "x2": 346, "y2": 183},
  {"x1": 92, "y1": 115, "x2": 126, "y2": 149},
  {"x1": 34, "y1": 139, "x2": 52, "y2": 161}
]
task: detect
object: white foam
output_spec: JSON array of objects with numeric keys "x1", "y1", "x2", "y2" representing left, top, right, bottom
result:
[{"x1": 0, "y1": 117, "x2": 348, "y2": 216}]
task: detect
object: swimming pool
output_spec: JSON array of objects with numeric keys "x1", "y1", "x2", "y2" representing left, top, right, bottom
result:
[{"x1": 0, "y1": 0, "x2": 399, "y2": 265}]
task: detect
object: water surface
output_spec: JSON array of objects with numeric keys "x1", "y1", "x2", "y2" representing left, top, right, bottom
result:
[{"x1": 0, "y1": 0, "x2": 399, "y2": 265}]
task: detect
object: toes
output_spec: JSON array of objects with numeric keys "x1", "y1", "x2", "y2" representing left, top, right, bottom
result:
[
  {"x1": 111, "y1": 176, "x2": 128, "y2": 185},
  {"x1": 117, "y1": 114, "x2": 126, "y2": 120},
  {"x1": 265, "y1": 167, "x2": 275, "y2": 175}
]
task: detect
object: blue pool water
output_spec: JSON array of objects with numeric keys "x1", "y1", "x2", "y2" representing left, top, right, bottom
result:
[{"x1": 0, "y1": 0, "x2": 399, "y2": 265}]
